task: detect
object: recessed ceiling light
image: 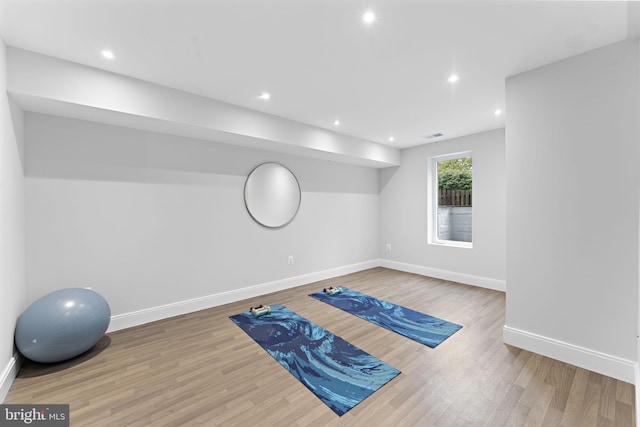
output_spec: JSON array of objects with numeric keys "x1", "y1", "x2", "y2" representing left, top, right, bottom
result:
[
  {"x1": 447, "y1": 74, "x2": 459, "y2": 83},
  {"x1": 388, "y1": 136, "x2": 395, "y2": 142},
  {"x1": 101, "y1": 49, "x2": 115, "y2": 60},
  {"x1": 363, "y1": 11, "x2": 376, "y2": 24},
  {"x1": 333, "y1": 120, "x2": 341, "y2": 126},
  {"x1": 494, "y1": 109, "x2": 502, "y2": 116},
  {"x1": 259, "y1": 92, "x2": 271, "y2": 100}
]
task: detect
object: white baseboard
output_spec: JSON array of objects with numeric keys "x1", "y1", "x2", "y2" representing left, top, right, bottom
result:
[
  {"x1": 108, "y1": 259, "x2": 505, "y2": 333},
  {"x1": 504, "y1": 325, "x2": 637, "y2": 384},
  {"x1": 380, "y1": 259, "x2": 506, "y2": 292},
  {"x1": 108, "y1": 259, "x2": 380, "y2": 333},
  {"x1": 0, "y1": 354, "x2": 22, "y2": 403}
]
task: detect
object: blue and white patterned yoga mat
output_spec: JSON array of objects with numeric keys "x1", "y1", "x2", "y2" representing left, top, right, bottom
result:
[
  {"x1": 229, "y1": 304, "x2": 400, "y2": 416},
  {"x1": 309, "y1": 287, "x2": 462, "y2": 348}
]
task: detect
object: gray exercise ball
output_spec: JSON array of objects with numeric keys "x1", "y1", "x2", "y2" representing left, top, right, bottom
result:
[{"x1": 15, "y1": 288, "x2": 111, "y2": 363}]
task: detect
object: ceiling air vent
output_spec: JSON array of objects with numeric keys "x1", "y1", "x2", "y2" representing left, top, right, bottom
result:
[{"x1": 424, "y1": 133, "x2": 444, "y2": 139}]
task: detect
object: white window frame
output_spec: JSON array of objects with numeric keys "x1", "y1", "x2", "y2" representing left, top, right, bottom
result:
[{"x1": 427, "y1": 151, "x2": 473, "y2": 248}]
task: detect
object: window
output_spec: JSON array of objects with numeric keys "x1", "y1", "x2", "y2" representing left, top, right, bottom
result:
[{"x1": 428, "y1": 152, "x2": 472, "y2": 247}]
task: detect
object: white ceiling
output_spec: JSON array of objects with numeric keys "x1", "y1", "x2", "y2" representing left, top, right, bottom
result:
[{"x1": 0, "y1": 0, "x2": 635, "y2": 149}]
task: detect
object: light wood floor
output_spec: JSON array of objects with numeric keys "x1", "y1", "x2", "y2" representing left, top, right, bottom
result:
[{"x1": 5, "y1": 268, "x2": 636, "y2": 426}]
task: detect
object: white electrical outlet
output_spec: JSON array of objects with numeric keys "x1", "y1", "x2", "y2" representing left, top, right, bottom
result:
[
  {"x1": 386, "y1": 243, "x2": 391, "y2": 251},
  {"x1": 288, "y1": 255, "x2": 294, "y2": 265}
]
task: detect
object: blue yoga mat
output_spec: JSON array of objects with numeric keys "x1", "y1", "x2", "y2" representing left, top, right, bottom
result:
[
  {"x1": 229, "y1": 304, "x2": 400, "y2": 416},
  {"x1": 309, "y1": 287, "x2": 462, "y2": 348}
]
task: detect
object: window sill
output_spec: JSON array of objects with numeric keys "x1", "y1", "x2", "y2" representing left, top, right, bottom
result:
[{"x1": 429, "y1": 240, "x2": 473, "y2": 249}]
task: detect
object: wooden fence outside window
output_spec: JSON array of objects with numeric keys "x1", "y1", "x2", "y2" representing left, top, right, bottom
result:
[{"x1": 439, "y1": 189, "x2": 472, "y2": 206}]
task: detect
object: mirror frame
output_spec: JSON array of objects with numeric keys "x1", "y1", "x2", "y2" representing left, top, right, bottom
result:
[{"x1": 244, "y1": 162, "x2": 301, "y2": 228}]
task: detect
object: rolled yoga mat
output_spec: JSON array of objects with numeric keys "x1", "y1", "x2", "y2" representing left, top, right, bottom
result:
[
  {"x1": 309, "y1": 287, "x2": 462, "y2": 348},
  {"x1": 229, "y1": 304, "x2": 400, "y2": 416}
]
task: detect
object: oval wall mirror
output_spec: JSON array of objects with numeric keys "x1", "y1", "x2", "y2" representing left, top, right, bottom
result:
[{"x1": 244, "y1": 162, "x2": 301, "y2": 228}]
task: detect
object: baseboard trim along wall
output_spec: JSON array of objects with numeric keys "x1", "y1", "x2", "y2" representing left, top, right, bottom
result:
[
  {"x1": 380, "y1": 259, "x2": 506, "y2": 292},
  {"x1": 503, "y1": 325, "x2": 637, "y2": 385},
  {"x1": 0, "y1": 354, "x2": 22, "y2": 402},
  {"x1": 108, "y1": 259, "x2": 380, "y2": 333},
  {"x1": 108, "y1": 259, "x2": 507, "y2": 333}
]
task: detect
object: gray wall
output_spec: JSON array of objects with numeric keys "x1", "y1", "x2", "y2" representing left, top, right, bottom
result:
[
  {"x1": 0, "y1": 38, "x2": 26, "y2": 400},
  {"x1": 505, "y1": 39, "x2": 639, "y2": 377},
  {"x1": 25, "y1": 113, "x2": 380, "y2": 323},
  {"x1": 379, "y1": 128, "x2": 506, "y2": 290}
]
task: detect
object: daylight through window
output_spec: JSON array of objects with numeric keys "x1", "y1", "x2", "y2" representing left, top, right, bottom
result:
[{"x1": 428, "y1": 152, "x2": 472, "y2": 247}]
